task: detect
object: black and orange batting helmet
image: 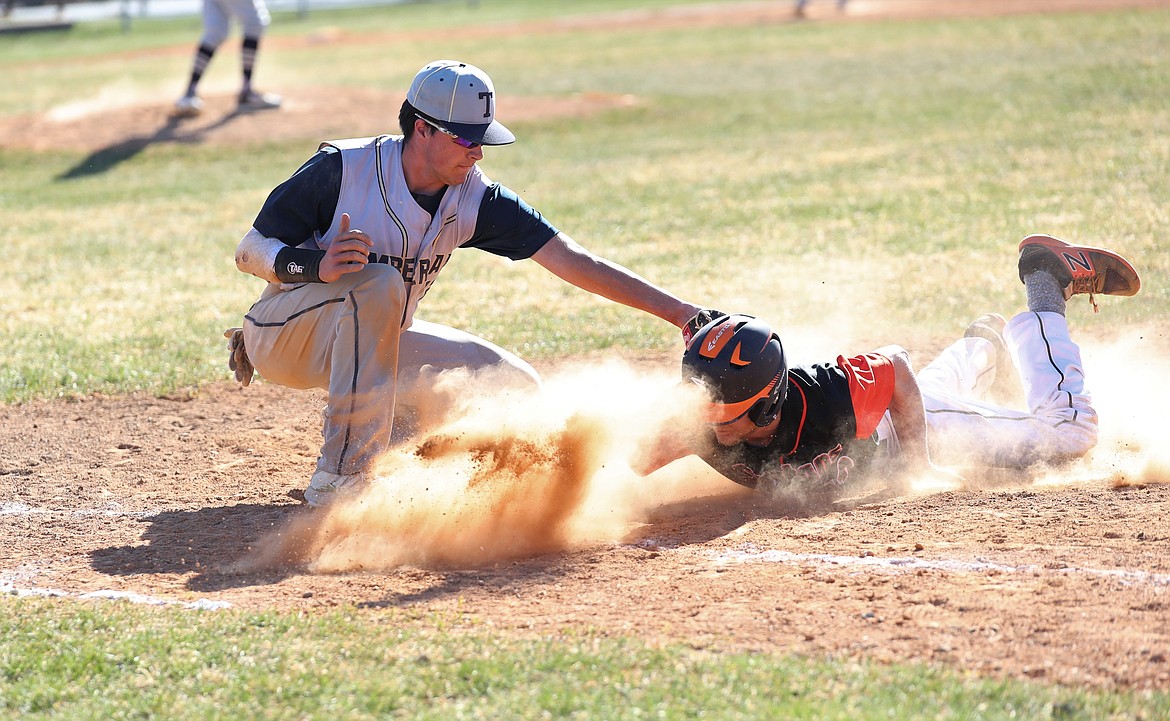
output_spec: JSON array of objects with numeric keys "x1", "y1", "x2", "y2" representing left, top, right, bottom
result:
[{"x1": 682, "y1": 313, "x2": 788, "y2": 427}]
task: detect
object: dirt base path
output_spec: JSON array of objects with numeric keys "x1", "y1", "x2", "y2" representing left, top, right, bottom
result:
[{"x1": 3, "y1": 376, "x2": 1169, "y2": 689}]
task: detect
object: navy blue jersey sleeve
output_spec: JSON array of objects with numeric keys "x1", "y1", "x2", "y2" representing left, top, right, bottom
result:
[
  {"x1": 463, "y1": 183, "x2": 559, "y2": 260},
  {"x1": 252, "y1": 147, "x2": 342, "y2": 246}
]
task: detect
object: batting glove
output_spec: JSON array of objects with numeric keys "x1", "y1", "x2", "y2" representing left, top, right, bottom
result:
[
  {"x1": 223, "y1": 327, "x2": 255, "y2": 386},
  {"x1": 681, "y1": 308, "x2": 728, "y2": 348}
]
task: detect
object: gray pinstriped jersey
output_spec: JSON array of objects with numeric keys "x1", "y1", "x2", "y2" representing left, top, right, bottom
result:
[{"x1": 313, "y1": 134, "x2": 490, "y2": 329}]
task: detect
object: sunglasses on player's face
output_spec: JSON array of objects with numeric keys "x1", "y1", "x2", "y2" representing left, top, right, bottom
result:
[{"x1": 416, "y1": 114, "x2": 481, "y2": 149}]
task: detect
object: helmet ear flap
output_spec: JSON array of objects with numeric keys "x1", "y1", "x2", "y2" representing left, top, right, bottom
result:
[{"x1": 746, "y1": 363, "x2": 788, "y2": 427}]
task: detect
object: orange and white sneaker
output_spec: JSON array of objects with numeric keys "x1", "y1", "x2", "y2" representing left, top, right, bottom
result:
[{"x1": 1017, "y1": 234, "x2": 1140, "y2": 311}]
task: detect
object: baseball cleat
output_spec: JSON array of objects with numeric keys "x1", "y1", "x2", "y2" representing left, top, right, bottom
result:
[
  {"x1": 963, "y1": 313, "x2": 1021, "y2": 405},
  {"x1": 303, "y1": 469, "x2": 365, "y2": 507},
  {"x1": 172, "y1": 94, "x2": 204, "y2": 119},
  {"x1": 1017, "y1": 234, "x2": 1140, "y2": 311},
  {"x1": 238, "y1": 90, "x2": 282, "y2": 112}
]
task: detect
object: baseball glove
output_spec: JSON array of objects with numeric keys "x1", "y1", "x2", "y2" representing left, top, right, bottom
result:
[
  {"x1": 681, "y1": 308, "x2": 728, "y2": 348},
  {"x1": 223, "y1": 327, "x2": 254, "y2": 386}
]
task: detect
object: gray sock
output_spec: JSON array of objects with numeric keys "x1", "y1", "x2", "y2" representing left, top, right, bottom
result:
[{"x1": 1024, "y1": 269, "x2": 1066, "y2": 315}]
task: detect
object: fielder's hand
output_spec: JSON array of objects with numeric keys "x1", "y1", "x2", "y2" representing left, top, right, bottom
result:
[
  {"x1": 681, "y1": 308, "x2": 727, "y2": 348},
  {"x1": 224, "y1": 327, "x2": 255, "y2": 386},
  {"x1": 319, "y1": 212, "x2": 373, "y2": 283}
]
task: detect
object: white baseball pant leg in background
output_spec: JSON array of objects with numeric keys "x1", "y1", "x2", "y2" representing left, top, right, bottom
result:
[
  {"x1": 200, "y1": 0, "x2": 269, "y2": 47},
  {"x1": 919, "y1": 311, "x2": 1097, "y2": 468},
  {"x1": 390, "y1": 319, "x2": 542, "y2": 443}
]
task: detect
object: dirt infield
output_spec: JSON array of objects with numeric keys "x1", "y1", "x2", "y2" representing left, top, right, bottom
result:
[
  {"x1": 4, "y1": 0, "x2": 1170, "y2": 693},
  {"x1": 3, "y1": 367, "x2": 1170, "y2": 689},
  {"x1": 2, "y1": 371, "x2": 1169, "y2": 688}
]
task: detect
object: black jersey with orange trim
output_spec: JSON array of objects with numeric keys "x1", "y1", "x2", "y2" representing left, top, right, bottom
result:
[{"x1": 696, "y1": 361, "x2": 885, "y2": 492}]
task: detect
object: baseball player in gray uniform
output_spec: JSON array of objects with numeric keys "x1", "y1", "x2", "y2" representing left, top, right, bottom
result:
[
  {"x1": 228, "y1": 60, "x2": 706, "y2": 506},
  {"x1": 631, "y1": 234, "x2": 1141, "y2": 495},
  {"x1": 174, "y1": 0, "x2": 281, "y2": 118}
]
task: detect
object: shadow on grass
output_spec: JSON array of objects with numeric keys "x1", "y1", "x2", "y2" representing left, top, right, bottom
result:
[{"x1": 55, "y1": 109, "x2": 250, "y2": 180}]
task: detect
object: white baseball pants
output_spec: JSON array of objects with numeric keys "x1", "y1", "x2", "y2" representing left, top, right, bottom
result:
[
  {"x1": 918, "y1": 311, "x2": 1097, "y2": 468},
  {"x1": 200, "y1": 0, "x2": 269, "y2": 47},
  {"x1": 242, "y1": 264, "x2": 539, "y2": 476}
]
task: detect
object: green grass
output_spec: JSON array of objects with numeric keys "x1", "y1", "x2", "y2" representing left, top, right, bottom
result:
[
  {"x1": 2, "y1": 1, "x2": 1167, "y2": 400},
  {"x1": 2, "y1": 599, "x2": 1165, "y2": 721}
]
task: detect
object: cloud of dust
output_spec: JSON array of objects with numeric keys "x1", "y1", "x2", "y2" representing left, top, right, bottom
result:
[
  {"x1": 1048, "y1": 328, "x2": 1170, "y2": 488},
  {"x1": 900, "y1": 325, "x2": 1170, "y2": 494},
  {"x1": 235, "y1": 359, "x2": 730, "y2": 573},
  {"x1": 232, "y1": 321, "x2": 1167, "y2": 574}
]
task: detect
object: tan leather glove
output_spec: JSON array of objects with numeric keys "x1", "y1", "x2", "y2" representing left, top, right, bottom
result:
[{"x1": 223, "y1": 327, "x2": 255, "y2": 386}]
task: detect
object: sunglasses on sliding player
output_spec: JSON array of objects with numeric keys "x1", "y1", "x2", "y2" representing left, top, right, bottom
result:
[{"x1": 415, "y1": 114, "x2": 481, "y2": 149}]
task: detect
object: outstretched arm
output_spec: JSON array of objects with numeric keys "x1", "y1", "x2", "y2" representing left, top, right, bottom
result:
[
  {"x1": 875, "y1": 344, "x2": 935, "y2": 471},
  {"x1": 530, "y1": 232, "x2": 702, "y2": 329}
]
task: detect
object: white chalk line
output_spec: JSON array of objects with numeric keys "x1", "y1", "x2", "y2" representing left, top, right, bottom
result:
[
  {"x1": 708, "y1": 546, "x2": 1170, "y2": 588},
  {"x1": 1, "y1": 501, "x2": 153, "y2": 518},
  {"x1": 1, "y1": 576, "x2": 231, "y2": 610}
]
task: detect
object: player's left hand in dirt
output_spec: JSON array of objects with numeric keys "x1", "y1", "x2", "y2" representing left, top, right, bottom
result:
[
  {"x1": 224, "y1": 327, "x2": 254, "y2": 386},
  {"x1": 681, "y1": 308, "x2": 728, "y2": 348}
]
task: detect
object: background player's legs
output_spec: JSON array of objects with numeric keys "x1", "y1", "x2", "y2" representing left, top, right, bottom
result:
[
  {"x1": 174, "y1": 0, "x2": 230, "y2": 117},
  {"x1": 244, "y1": 265, "x2": 406, "y2": 477},
  {"x1": 236, "y1": 36, "x2": 281, "y2": 110},
  {"x1": 181, "y1": 42, "x2": 218, "y2": 97},
  {"x1": 234, "y1": 0, "x2": 281, "y2": 110},
  {"x1": 240, "y1": 36, "x2": 260, "y2": 96},
  {"x1": 234, "y1": 0, "x2": 269, "y2": 41}
]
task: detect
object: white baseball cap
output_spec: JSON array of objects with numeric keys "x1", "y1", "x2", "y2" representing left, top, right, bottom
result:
[{"x1": 406, "y1": 60, "x2": 515, "y2": 146}]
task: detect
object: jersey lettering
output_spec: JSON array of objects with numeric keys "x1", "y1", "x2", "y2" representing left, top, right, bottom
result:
[
  {"x1": 374, "y1": 253, "x2": 449, "y2": 285},
  {"x1": 763, "y1": 444, "x2": 856, "y2": 492}
]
